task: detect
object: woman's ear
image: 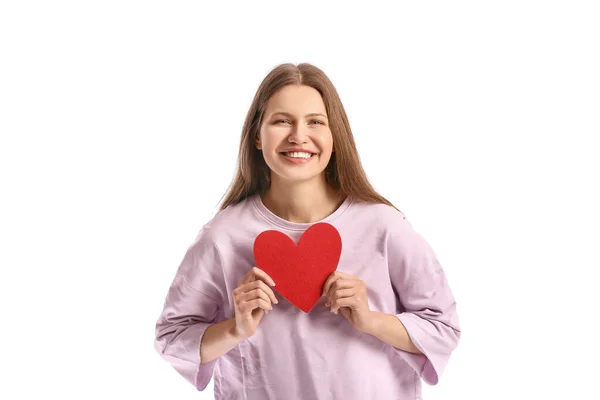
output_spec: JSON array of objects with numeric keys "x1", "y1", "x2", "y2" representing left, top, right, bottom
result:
[{"x1": 255, "y1": 136, "x2": 262, "y2": 150}]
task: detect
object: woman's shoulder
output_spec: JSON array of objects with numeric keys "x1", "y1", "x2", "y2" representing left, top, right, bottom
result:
[
  {"x1": 348, "y1": 197, "x2": 410, "y2": 226},
  {"x1": 208, "y1": 194, "x2": 257, "y2": 223},
  {"x1": 347, "y1": 199, "x2": 434, "y2": 258},
  {"x1": 192, "y1": 195, "x2": 257, "y2": 243}
]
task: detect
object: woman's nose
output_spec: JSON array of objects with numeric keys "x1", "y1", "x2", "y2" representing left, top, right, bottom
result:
[{"x1": 287, "y1": 124, "x2": 309, "y2": 143}]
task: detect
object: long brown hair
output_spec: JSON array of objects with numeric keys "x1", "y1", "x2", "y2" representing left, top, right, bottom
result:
[{"x1": 218, "y1": 62, "x2": 400, "y2": 213}]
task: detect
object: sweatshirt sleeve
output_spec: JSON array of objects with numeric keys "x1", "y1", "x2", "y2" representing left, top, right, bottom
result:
[
  {"x1": 154, "y1": 227, "x2": 226, "y2": 391},
  {"x1": 386, "y1": 214, "x2": 461, "y2": 386}
]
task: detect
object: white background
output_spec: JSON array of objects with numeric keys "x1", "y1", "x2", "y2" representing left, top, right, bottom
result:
[{"x1": 1, "y1": 1, "x2": 599, "y2": 399}]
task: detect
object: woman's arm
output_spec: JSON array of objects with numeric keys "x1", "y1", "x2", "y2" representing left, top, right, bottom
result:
[
  {"x1": 364, "y1": 311, "x2": 424, "y2": 354},
  {"x1": 200, "y1": 318, "x2": 244, "y2": 364},
  {"x1": 383, "y1": 212, "x2": 461, "y2": 385}
]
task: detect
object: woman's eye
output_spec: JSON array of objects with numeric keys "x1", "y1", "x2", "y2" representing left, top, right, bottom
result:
[{"x1": 275, "y1": 119, "x2": 324, "y2": 125}]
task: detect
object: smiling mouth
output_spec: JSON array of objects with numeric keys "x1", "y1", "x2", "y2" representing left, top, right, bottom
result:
[{"x1": 279, "y1": 152, "x2": 317, "y2": 159}]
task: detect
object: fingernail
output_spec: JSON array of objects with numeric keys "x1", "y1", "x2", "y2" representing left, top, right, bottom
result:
[{"x1": 275, "y1": 299, "x2": 279, "y2": 304}]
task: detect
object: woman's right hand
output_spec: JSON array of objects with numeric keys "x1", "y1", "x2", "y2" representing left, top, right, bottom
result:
[{"x1": 232, "y1": 266, "x2": 278, "y2": 340}]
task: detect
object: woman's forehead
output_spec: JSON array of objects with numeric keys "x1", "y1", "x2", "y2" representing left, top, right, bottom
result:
[{"x1": 265, "y1": 87, "x2": 327, "y2": 117}]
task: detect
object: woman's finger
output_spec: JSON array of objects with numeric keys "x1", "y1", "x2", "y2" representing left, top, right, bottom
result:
[
  {"x1": 326, "y1": 287, "x2": 356, "y2": 306},
  {"x1": 322, "y1": 271, "x2": 357, "y2": 296},
  {"x1": 238, "y1": 266, "x2": 275, "y2": 287},
  {"x1": 326, "y1": 279, "x2": 356, "y2": 303},
  {"x1": 236, "y1": 280, "x2": 278, "y2": 304},
  {"x1": 239, "y1": 298, "x2": 273, "y2": 314},
  {"x1": 330, "y1": 296, "x2": 357, "y2": 314},
  {"x1": 237, "y1": 288, "x2": 271, "y2": 306},
  {"x1": 322, "y1": 274, "x2": 341, "y2": 297},
  {"x1": 239, "y1": 269, "x2": 256, "y2": 286},
  {"x1": 251, "y1": 266, "x2": 276, "y2": 287}
]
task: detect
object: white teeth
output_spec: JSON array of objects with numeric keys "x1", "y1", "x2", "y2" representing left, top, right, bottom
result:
[{"x1": 284, "y1": 152, "x2": 313, "y2": 159}]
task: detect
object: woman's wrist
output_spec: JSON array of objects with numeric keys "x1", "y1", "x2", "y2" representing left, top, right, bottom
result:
[{"x1": 363, "y1": 311, "x2": 385, "y2": 336}]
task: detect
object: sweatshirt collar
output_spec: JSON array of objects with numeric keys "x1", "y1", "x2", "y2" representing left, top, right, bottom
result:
[{"x1": 251, "y1": 193, "x2": 352, "y2": 231}]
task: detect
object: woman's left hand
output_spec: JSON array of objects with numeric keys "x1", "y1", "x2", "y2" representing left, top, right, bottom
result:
[{"x1": 322, "y1": 271, "x2": 374, "y2": 333}]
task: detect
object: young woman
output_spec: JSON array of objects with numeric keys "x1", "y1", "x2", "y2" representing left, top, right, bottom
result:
[{"x1": 154, "y1": 63, "x2": 460, "y2": 399}]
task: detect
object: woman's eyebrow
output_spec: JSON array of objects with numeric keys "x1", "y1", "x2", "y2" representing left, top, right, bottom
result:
[{"x1": 271, "y1": 111, "x2": 328, "y2": 118}]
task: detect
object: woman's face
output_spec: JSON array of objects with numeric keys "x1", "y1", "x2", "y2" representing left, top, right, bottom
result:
[{"x1": 257, "y1": 84, "x2": 334, "y2": 184}]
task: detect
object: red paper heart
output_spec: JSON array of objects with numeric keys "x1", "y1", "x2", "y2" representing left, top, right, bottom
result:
[{"x1": 253, "y1": 222, "x2": 342, "y2": 313}]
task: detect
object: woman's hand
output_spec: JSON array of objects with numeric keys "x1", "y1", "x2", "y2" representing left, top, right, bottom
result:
[
  {"x1": 232, "y1": 267, "x2": 278, "y2": 340},
  {"x1": 322, "y1": 271, "x2": 374, "y2": 333}
]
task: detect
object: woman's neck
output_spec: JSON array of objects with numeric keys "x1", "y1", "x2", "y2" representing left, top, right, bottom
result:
[{"x1": 261, "y1": 177, "x2": 345, "y2": 224}]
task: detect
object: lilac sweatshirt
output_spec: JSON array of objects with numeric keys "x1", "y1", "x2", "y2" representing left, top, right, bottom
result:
[{"x1": 154, "y1": 194, "x2": 460, "y2": 399}]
